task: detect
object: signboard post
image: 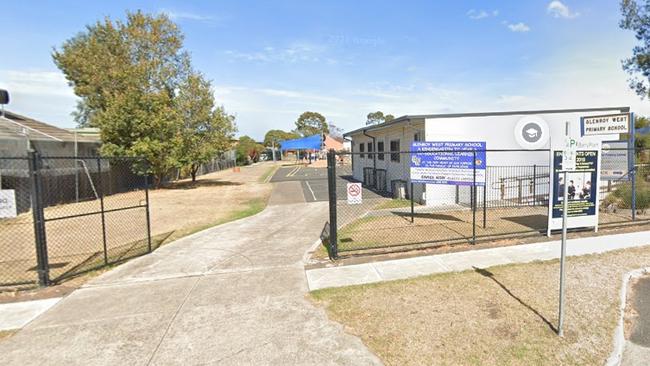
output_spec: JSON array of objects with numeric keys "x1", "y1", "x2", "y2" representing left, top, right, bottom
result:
[
  {"x1": 347, "y1": 183, "x2": 362, "y2": 205},
  {"x1": 0, "y1": 190, "x2": 17, "y2": 219},
  {"x1": 557, "y1": 122, "x2": 576, "y2": 337}
]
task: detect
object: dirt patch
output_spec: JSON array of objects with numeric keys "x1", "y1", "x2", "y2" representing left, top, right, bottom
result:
[
  {"x1": 311, "y1": 246, "x2": 650, "y2": 365},
  {"x1": 0, "y1": 163, "x2": 277, "y2": 300},
  {"x1": 309, "y1": 200, "x2": 650, "y2": 266}
]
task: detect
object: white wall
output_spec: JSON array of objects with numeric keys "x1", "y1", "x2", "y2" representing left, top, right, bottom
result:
[
  {"x1": 349, "y1": 120, "x2": 425, "y2": 201},
  {"x1": 424, "y1": 109, "x2": 626, "y2": 206}
]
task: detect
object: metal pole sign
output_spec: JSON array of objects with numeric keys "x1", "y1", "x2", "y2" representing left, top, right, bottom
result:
[
  {"x1": 558, "y1": 121, "x2": 575, "y2": 337},
  {"x1": 347, "y1": 182, "x2": 362, "y2": 204}
]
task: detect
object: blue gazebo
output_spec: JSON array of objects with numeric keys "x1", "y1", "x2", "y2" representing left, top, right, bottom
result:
[{"x1": 279, "y1": 134, "x2": 323, "y2": 162}]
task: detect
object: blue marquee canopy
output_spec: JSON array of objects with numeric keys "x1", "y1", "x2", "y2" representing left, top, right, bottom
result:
[{"x1": 279, "y1": 134, "x2": 322, "y2": 151}]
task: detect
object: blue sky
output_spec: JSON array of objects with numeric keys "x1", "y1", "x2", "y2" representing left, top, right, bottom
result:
[{"x1": 1, "y1": 1, "x2": 647, "y2": 140}]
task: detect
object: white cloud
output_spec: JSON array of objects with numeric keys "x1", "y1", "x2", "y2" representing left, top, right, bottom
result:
[
  {"x1": 224, "y1": 42, "x2": 330, "y2": 64},
  {"x1": 158, "y1": 8, "x2": 221, "y2": 24},
  {"x1": 507, "y1": 22, "x2": 531, "y2": 33},
  {"x1": 547, "y1": 1, "x2": 579, "y2": 19},
  {"x1": 0, "y1": 69, "x2": 77, "y2": 127},
  {"x1": 467, "y1": 9, "x2": 499, "y2": 20}
]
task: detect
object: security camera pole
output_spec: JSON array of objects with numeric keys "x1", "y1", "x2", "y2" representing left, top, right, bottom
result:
[{"x1": 558, "y1": 121, "x2": 576, "y2": 337}]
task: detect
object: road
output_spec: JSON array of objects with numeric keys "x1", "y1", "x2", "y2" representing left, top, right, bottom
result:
[
  {"x1": 270, "y1": 165, "x2": 385, "y2": 203},
  {"x1": 0, "y1": 182, "x2": 381, "y2": 365}
]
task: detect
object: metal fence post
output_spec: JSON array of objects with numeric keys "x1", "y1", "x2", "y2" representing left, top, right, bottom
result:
[
  {"x1": 97, "y1": 158, "x2": 108, "y2": 265},
  {"x1": 410, "y1": 182, "x2": 415, "y2": 223},
  {"x1": 327, "y1": 149, "x2": 338, "y2": 259},
  {"x1": 144, "y1": 159, "x2": 153, "y2": 253},
  {"x1": 630, "y1": 112, "x2": 636, "y2": 220},
  {"x1": 533, "y1": 164, "x2": 537, "y2": 206},
  {"x1": 472, "y1": 150, "x2": 477, "y2": 244},
  {"x1": 483, "y1": 184, "x2": 487, "y2": 229},
  {"x1": 28, "y1": 151, "x2": 50, "y2": 286}
]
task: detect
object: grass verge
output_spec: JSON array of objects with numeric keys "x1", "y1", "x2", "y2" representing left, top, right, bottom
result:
[
  {"x1": 310, "y1": 245, "x2": 650, "y2": 365},
  {"x1": 258, "y1": 165, "x2": 280, "y2": 183},
  {"x1": 373, "y1": 199, "x2": 418, "y2": 210},
  {"x1": 0, "y1": 330, "x2": 16, "y2": 342}
]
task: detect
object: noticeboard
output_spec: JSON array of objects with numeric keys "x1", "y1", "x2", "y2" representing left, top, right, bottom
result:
[
  {"x1": 549, "y1": 151, "x2": 598, "y2": 229},
  {"x1": 410, "y1": 141, "x2": 486, "y2": 186}
]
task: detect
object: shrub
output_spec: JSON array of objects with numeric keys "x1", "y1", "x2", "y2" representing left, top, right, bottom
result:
[{"x1": 610, "y1": 179, "x2": 650, "y2": 212}]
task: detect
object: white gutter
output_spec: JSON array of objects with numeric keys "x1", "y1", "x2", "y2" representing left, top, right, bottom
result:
[{"x1": 0, "y1": 116, "x2": 63, "y2": 142}]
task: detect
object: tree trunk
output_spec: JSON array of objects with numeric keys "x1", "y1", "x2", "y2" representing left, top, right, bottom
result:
[{"x1": 191, "y1": 164, "x2": 199, "y2": 182}]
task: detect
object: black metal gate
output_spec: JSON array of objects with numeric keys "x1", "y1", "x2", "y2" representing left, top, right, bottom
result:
[{"x1": 0, "y1": 152, "x2": 152, "y2": 288}]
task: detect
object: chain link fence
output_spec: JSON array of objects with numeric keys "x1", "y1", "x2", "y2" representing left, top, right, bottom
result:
[
  {"x1": 326, "y1": 147, "x2": 650, "y2": 257},
  {"x1": 0, "y1": 153, "x2": 153, "y2": 289}
]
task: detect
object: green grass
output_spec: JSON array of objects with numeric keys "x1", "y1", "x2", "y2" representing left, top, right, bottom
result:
[
  {"x1": 215, "y1": 197, "x2": 268, "y2": 225},
  {"x1": 373, "y1": 199, "x2": 418, "y2": 210},
  {"x1": 258, "y1": 165, "x2": 279, "y2": 183}
]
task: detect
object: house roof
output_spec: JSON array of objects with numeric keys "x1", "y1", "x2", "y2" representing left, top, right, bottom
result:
[
  {"x1": 0, "y1": 110, "x2": 100, "y2": 143},
  {"x1": 344, "y1": 106, "x2": 631, "y2": 137}
]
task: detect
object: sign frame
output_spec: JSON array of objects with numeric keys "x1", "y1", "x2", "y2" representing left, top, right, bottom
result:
[
  {"x1": 580, "y1": 113, "x2": 630, "y2": 137},
  {"x1": 409, "y1": 141, "x2": 486, "y2": 186},
  {"x1": 347, "y1": 182, "x2": 362, "y2": 205}
]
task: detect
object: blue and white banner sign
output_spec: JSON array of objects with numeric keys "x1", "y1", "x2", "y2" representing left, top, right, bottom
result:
[{"x1": 410, "y1": 141, "x2": 486, "y2": 186}]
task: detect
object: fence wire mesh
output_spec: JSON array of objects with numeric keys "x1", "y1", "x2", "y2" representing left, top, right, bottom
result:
[
  {"x1": 0, "y1": 154, "x2": 153, "y2": 289},
  {"x1": 328, "y1": 147, "x2": 650, "y2": 256}
]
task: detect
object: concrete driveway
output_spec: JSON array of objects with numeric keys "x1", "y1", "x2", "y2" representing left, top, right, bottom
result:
[{"x1": 0, "y1": 195, "x2": 381, "y2": 365}]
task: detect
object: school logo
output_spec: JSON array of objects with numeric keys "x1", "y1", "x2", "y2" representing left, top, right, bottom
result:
[{"x1": 514, "y1": 116, "x2": 549, "y2": 149}]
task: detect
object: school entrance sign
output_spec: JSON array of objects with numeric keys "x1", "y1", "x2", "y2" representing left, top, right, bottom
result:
[
  {"x1": 409, "y1": 141, "x2": 486, "y2": 186},
  {"x1": 580, "y1": 113, "x2": 630, "y2": 136}
]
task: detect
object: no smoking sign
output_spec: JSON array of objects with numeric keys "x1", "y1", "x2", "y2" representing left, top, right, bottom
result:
[{"x1": 347, "y1": 183, "x2": 362, "y2": 205}]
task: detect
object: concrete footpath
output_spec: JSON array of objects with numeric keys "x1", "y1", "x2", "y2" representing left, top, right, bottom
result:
[
  {"x1": 0, "y1": 201, "x2": 380, "y2": 365},
  {"x1": 307, "y1": 231, "x2": 650, "y2": 291}
]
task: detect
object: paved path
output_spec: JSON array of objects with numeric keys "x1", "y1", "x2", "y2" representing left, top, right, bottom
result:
[
  {"x1": 622, "y1": 276, "x2": 650, "y2": 366},
  {"x1": 307, "y1": 230, "x2": 650, "y2": 291},
  {"x1": 0, "y1": 199, "x2": 381, "y2": 365}
]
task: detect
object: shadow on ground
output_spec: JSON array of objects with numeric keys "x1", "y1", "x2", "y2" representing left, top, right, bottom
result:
[{"x1": 473, "y1": 266, "x2": 557, "y2": 333}]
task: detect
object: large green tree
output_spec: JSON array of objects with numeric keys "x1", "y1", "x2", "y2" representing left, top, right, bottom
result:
[
  {"x1": 295, "y1": 111, "x2": 329, "y2": 136},
  {"x1": 174, "y1": 72, "x2": 237, "y2": 182},
  {"x1": 236, "y1": 136, "x2": 264, "y2": 164},
  {"x1": 264, "y1": 129, "x2": 299, "y2": 147},
  {"x1": 621, "y1": 0, "x2": 650, "y2": 98},
  {"x1": 53, "y1": 11, "x2": 234, "y2": 186},
  {"x1": 366, "y1": 111, "x2": 395, "y2": 125}
]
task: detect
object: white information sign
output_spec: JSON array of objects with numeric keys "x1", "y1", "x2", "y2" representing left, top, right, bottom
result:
[
  {"x1": 562, "y1": 137, "x2": 577, "y2": 171},
  {"x1": 346, "y1": 183, "x2": 362, "y2": 205},
  {"x1": 0, "y1": 190, "x2": 17, "y2": 218},
  {"x1": 581, "y1": 113, "x2": 629, "y2": 136}
]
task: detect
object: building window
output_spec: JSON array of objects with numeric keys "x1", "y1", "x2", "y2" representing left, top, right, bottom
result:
[
  {"x1": 390, "y1": 139, "x2": 400, "y2": 162},
  {"x1": 414, "y1": 131, "x2": 423, "y2": 142},
  {"x1": 359, "y1": 142, "x2": 365, "y2": 158},
  {"x1": 367, "y1": 142, "x2": 373, "y2": 159},
  {"x1": 377, "y1": 141, "x2": 385, "y2": 160}
]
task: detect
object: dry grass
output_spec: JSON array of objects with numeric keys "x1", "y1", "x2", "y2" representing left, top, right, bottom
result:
[
  {"x1": 0, "y1": 163, "x2": 277, "y2": 290},
  {"x1": 0, "y1": 331, "x2": 16, "y2": 342},
  {"x1": 336, "y1": 201, "x2": 650, "y2": 253},
  {"x1": 310, "y1": 245, "x2": 650, "y2": 366}
]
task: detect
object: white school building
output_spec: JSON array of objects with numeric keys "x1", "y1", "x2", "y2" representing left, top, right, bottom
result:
[{"x1": 344, "y1": 107, "x2": 631, "y2": 207}]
